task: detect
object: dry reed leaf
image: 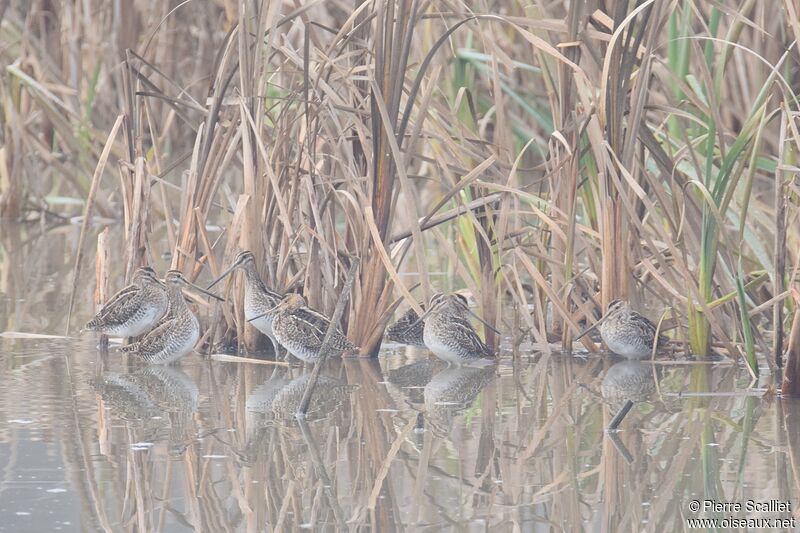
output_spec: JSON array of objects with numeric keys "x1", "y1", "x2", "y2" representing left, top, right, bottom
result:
[
  {"x1": 209, "y1": 354, "x2": 289, "y2": 366},
  {"x1": 65, "y1": 114, "x2": 125, "y2": 334},
  {"x1": 364, "y1": 206, "x2": 423, "y2": 317},
  {"x1": 0, "y1": 331, "x2": 74, "y2": 339}
]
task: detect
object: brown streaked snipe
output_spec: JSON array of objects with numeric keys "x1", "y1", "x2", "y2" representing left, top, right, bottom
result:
[
  {"x1": 83, "y1": 266, "x2": 169, "y2": 338},
  {"x1": 579, "y1": 299, "x2": 668, "y2": 359},
  {"x1": 385, "y1": 307, "x2": 427, "y2": 347},
  {"x1": 208, "y1": 250, "x2": 283, "y2": 354},
  {"x1": 384, "y1": 294, "x2": 457, "y2": 348},
  {"x1": 422, "y1": 293, "x2": 494, "y2": 365},
  {"x1": 263, "y1": 293, "x2": 359, "y2": 364},
  {"x1": 121, "y1": 270, "x2": 220, "y2": 364}
]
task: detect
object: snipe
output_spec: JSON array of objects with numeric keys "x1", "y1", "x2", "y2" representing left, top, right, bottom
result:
[
  {"x1": 577, "y1": 299, "x2": 668, "y2": 359},
  {"x1": 385, "y1": 307, "x2": 426, "y2": 347},
  {"x1": 385, "y1": 294, "x2": 460, "y2": 348},
  {"x1": 84, "y1": 266, "x2": 169, "y2": 338},
  {"x1": 122, "y1": 270, "x2": 220, "y2": 364},
  {"x1": 209, "y1": 251, "x2": 282, "y2": 354},
  {"x1": 420, "y1": 293, "x2": 494, "y2": 365},
  {"x1": 254, "y1": 293, "x2": 358, "y2": 364}
]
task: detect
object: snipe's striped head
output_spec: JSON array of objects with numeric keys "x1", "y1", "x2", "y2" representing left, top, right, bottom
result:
[
  {"x1": 428, "y1": 292, "x2": 445, "y2": 308},
  {"x1": 233, "y1": 250, "x2": 256, "y2": 265},
  {"x1": 275, "y1": 293, "x2": 306, "y2": 312},
  {"x1": 208, "y1": 250, "x2": 257, "y2": 289},
  {"x1": 166, "y1": 270, "x2": 223, "y2": 301},
  {"x1": 134, "y1": 266, "x2": 164, "y2": 286},
  {"x1": 428, "y1": 292, "x2": 469, "y2": 312},
  {"x1": 606, "y1": 299, "x2": 629, "y2": 316},
  {"x1": 226, "y1": 250, "x2": 256, "y2": 271},
  {"x1": 135, "y1": 265, "x2": 157, "y2": 277},
  {"x1": 164, "y1": 269, "x2": 189, "y2": 286}
]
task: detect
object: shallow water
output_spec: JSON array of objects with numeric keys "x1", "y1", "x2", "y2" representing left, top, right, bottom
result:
[{"x1": 1, "y1": 225, "x2": 799, "y2": 532}]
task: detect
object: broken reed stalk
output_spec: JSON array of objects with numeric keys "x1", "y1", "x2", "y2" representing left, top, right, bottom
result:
[
  {"x1": 65, "y1": 114, "x2": 125, "y2": 335},
  {"x1": 94, "y1": 228, "x2": 110, "y2": 352},
  {"x1": 296, "y1": 257, "x2": 360, "y2": 417},
  {"x1": 124, "y1": 157, "x2": 150, "y2": 283}
]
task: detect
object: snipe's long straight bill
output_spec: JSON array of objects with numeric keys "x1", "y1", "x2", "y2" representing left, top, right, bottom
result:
[
  {"x1": 407, "y1": 306, "x2": 436, "y2": 331},
  {"x1": 196, "y1": 285, "x2": 225, "y2": 302},
  {"x1": 574, "y1": 314, "x2": 610, "y2": 342},
  {"x1": 464, "y1": 307, "x2": 501, "y2": 336},
  {"x1": 181, "y1": 278, "x2": 225, "y2": 301},
  {"x1": 247, "y1": 302, "x2": 281, "y2": 323},
  {"x1": 207, "y1": 263, "x2": 239, "y2": 290}
]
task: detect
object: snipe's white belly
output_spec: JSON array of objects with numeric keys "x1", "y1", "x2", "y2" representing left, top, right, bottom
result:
[
  {"x1": 245, "y1": 309, "x2": 274, "y2": 338},
  {"x1": 150, "y1": 320, "x2": 200, "y2": 365},
  {"x1": 423, "y1": 330, "x2": 462, "y2": 365},
  {"x1": 122, "y1": 307, "x2": 164, "y2": 337},
  {"x1": 602, "y1": 332, "x2": 650, "y2": 359}
]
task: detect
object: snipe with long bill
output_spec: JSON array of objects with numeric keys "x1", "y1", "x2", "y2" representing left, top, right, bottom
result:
[
  {"x1": 83, "y1": 266, "x2": 168, "y2": 338},
  {"x1": 209, "y1": 250, "x2": 282, "y2": 354},
  {"x1": 121, "y1": 270, "x2": 221, "y2": 364}
]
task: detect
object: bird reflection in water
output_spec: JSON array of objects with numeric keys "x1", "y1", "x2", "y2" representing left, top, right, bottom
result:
[
  {"x1": 385, "y1": 358, "x2": 447, "y2": 406},
  {"x1": 602, "y1": 360, "x2": 657, "y2": 411},
  {"x1": 268, "y1": 373, "x2": 355, "y2": 422},
  {"x1": 422, "y1": 365, "x2": 496, "y2": 438},
  {"x1": 91, "y1": 365, "x2": 199, "y2": 456},
  {"x1": 601, "y1": 359, "x2": 658, "y2": 463}
]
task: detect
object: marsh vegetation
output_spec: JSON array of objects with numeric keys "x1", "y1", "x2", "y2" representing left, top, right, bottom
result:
[{"x1": 1, "y1": 0, "x2": 800, "y2": 529}]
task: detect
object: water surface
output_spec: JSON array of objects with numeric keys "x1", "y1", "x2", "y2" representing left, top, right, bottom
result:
[{"x1": 1, "y1": 225, "x2": 797, "y2": 531}]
